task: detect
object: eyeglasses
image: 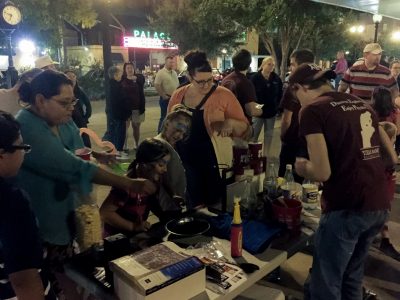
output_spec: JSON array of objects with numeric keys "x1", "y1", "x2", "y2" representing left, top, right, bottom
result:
[
  {"x1": 51, "y1": 98, "x2": 79, "y2": 109},
  {"x1": 1, "y1": 144, "x2": 31, "y2": 154},
  {"x1": 192, "y1": 77, "x2": 214, "y2": 87}
]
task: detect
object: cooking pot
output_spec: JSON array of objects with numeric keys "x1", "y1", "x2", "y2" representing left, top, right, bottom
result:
[{"x1": 165, "y1": 217, "x2": 210, "y2": 237}]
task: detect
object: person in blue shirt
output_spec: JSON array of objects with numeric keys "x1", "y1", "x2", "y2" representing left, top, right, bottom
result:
[
  {"x1": 15, "y1": 70, "x2": 156, "y2": 299},
  {"x1": 0, "y1": 111, "x2": 56, "y2": 300}
]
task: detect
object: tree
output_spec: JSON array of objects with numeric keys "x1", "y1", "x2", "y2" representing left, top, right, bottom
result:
[
  {"x1": 198, "y1": 0, "x2": 356, "y2": 78},
  {"x1": 14, "y1": 0, "x2": 98, "y2": 60},
  {"x1": 149, "y1": 0, "x2": 246, "y2": 57}
]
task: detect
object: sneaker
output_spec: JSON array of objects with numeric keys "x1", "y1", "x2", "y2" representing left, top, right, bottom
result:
[{"x1": 379, "y1": 238, "x2": 400, "y2": 261}]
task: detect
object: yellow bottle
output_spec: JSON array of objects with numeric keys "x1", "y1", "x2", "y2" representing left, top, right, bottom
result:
[{"x1": 231, "y1": 196, "x2": 243, "y2": 257}]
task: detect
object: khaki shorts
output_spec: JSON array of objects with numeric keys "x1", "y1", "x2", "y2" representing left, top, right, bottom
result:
[{"x1": 130, "y1": 110, "x2": 145, "y2": 123}]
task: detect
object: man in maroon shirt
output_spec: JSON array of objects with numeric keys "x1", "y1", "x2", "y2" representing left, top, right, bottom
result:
[
  {"x1": 221, "y1": 49, "x2": 262, "y2": 122},
  {"x1": 290, "y1": 63, "x2": 397, "y2": 300}
]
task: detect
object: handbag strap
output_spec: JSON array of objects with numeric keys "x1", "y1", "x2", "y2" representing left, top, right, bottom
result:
[{"x1": 193, "y1": 84, "x2": 217, "y2": 110}]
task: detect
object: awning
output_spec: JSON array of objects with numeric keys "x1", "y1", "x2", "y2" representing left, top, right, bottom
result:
[{"x1": 311, "y1": 0, "x2": 400, "y2": 20}]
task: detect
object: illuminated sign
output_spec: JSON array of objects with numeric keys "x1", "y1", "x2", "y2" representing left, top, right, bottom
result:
[{"x1": 123, "y1": 29, "x2": 178, "y2": 49}]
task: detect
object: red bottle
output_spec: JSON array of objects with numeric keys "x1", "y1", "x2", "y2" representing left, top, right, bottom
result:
[{"x1": 231, "y1": 197, "x2": 243, "y2": 257}]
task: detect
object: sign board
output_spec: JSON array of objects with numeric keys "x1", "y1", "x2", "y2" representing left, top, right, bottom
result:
[{"x1": 123, "y1": 29, "x2": 178, "y2": 49}]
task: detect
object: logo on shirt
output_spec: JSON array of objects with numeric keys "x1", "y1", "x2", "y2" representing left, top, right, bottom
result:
[{"x1": 360, "y1": 111, "x2": 380, "y2": 160}]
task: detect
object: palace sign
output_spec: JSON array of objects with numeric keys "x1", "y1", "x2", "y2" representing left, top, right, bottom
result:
[{"x1": 123, "y1": 29, "x2": 178, "y2": 49}]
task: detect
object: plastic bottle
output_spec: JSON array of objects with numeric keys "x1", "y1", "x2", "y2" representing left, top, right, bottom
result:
[
  {"x1": 302, "y1": 179, "x2": 319, "y2": 209},
  {"x1": 231, "y1": 196, "x2": 243, "y2": 257},
  {"x1": 263, "y1": 163, "x2": 278, "y2": 200},
  {"x1": 282, "y1": 164, "x2": 295, "y2": 199}
]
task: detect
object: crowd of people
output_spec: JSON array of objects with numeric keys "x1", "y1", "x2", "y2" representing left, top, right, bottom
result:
[{"x1": 0, "y1": 41, "x2": 400, "y2": 300}]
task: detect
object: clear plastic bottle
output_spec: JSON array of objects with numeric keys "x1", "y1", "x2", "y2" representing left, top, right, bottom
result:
[
  {"x1": 241, "y1": 176, "x2": 257, "y2": 218},
  {"x1": 263, "y1": 163, "x2": 278, "y2": 200},
  {"x1": 282, "y1": 164, "x2": 296, "y2": 199}
]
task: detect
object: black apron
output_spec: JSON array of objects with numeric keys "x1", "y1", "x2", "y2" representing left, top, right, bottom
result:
[{"x1": 177, "y1": 85, "x2": 223, "y2": 207}]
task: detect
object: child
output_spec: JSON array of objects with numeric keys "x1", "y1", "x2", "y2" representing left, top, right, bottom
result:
[
  {"x1": 0, "y1": 111, "x2": 56, "y2": 300},
  {"x1": 100, "y1": 138, "x2": 175, "y2": 237},
  {"x1": 372, "y1": 86, "x2": 400, "y2": 138},
  {"x1": 379, "y1": 121, "x2": 400, "y2": 260}
]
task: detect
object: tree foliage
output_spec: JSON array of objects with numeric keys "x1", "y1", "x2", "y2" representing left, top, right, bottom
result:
[
  {"x1": 149, "y1": 0, "x2": 246, "y2": 57},
  {"x1": 13, "y1": 0, "x2": 97, "y2": 51},
  {"x1": 150, "y1": 0, "x2": 356, "y2": 78}
]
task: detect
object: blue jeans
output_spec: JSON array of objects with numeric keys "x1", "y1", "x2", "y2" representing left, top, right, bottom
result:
[
  {"x1": 252, "y1": 116, "x2": 275, "y2": 156},
  {"x1": 304, "y1": 209, "x2": 388, "y2": 300},
  {"x1": 109, "y1": 118, "x2": 126, "y2": 151},
  {"x1": 335, "y1": 74, "x2": 343, "y2": 91},
  {"x1": 158, "y1": 97, "x2": 169, "y2": 133}
]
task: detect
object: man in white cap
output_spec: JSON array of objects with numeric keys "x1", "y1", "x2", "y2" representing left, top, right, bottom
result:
[
  {"x1": 338, "y1": 43, "x2": 398, "y2": 103},
  {"x1": 34, "y1": 55, "x2": 59, "y2": 70}
]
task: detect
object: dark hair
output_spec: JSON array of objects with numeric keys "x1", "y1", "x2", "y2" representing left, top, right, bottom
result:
[
  {"x1": 18, "y1": 70, "x2": 73, "y2": 105},
  {"x1": 127, "y1": 138, "x2": 169, "y2": 178},
  {"x1": 290, "y1": 49, "x2": 315, "y2": 65},
  {"x1": 232, "y1": 49, "x2": 252, "y2": 71},
  {"x1": 390, "y1": 60, "x2": 400, "y2": 70},
  {"x1": 0, "y1": 111, "x2": 20, "y2": 150},
  {"x1": 372, "y1": 86, "x2": 395, "y2": 118},
  {"x1": 122, "y1": 62, "x2": 135, "y2": 79},
  {"x1": 184, "y1": 51, "x2": 212, "y2": 77}
]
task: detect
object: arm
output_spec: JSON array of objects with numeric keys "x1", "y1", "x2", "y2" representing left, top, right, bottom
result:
[
  {"x1": 245, "y1": 102, "x2": 262, "y2": 117},
  {"x1": 390, "y1": 84, "x2": 399, "y2": 102},
  {"x1": 79, "y1": 88, "x2": 92, "y2": 119},
  {"x1": 154, "y1": 73, "x2": 168, "y2": 99},
  {"x1": 295, "y1": 133, "x2": 331, "y2": 182},
  {"x1": 379, "y1": 125, "x2": 398, "y2": 165},
  {"x1": 9, "y1": 269, "x2": 44, "y2": 300},
  {"x1": 338, "y1": 81, "x2": 349, "y2": 93},
  {"x1": 93, "y1": 167, "x2": 156, "y2": 196},
  {"x1": 280, "y1": 109, "x2": 293, "y2": 139},
  {"x1": 99, "y1": 192, "x2": 149, "y2": 232}
]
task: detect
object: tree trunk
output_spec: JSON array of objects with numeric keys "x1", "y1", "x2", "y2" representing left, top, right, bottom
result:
[
  {"x1": 58, "y1": 18, "x2": 66, "y2": 65},
  {"x1": 280, "y1": 27, "x2": 290, "y2": 80}
]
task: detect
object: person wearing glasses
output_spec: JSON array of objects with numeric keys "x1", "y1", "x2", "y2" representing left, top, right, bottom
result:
[
  {"x1": 168, "y1": 51, "x2": 251, "y2": 208},
  {"x1": 0, "y1": 111, "x2": 57, "y2": 300},
  {"x1": 15, "y1": 70, "x2": 156, "y2": 299},
  {"x1": 65, "y1": 70, "x2": 92, "y2": 148}
]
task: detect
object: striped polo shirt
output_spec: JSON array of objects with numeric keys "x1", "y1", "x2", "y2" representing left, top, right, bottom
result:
[{"x1": 341, "y1": 63, "x2": 398, "y2": 103}]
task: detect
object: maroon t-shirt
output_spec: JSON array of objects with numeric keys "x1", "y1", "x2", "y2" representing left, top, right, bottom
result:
[
  {"x1": 120, "y1": 77, "x2": 141, "y2": 110},
  {"x1": 299, "y1": 91, "x2": 390, "y2": 212},
  {"x1": 221, "y1": 71, "x2": 257, "y2": 122},
  {"x1": 280, "y1": 87, "x2": 301, "y2": 145}
]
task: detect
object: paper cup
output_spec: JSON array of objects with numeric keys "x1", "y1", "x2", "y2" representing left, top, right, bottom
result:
[{"x1": 75, "y1": 147, "x2": 92, "y2": 161}]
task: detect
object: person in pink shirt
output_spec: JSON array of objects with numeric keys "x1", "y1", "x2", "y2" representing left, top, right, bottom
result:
[{"x1": 334, "y1": 50, "x2": 348, "y2": 90}]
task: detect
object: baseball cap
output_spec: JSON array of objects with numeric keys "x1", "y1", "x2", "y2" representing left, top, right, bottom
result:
[
  {"x1": 35, "y1": 55, "x2": 59, "y2": 69},
  {"x1": 288, "y1": 63, "x2": 336, "y2": 85},
  {"x1": 363, "y1": 43, "x2": 383, "y2": 54}
]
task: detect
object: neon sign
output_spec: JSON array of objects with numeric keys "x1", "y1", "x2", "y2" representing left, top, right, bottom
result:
[{"x1": 123, "y1": 29, "x2": 178, "y2": 49}]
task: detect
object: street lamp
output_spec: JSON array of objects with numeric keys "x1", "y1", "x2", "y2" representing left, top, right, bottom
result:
[
  {"x1": 372, "y1": 14, "x2": 382, "y2": 43},
  {"x1": 221, "y1": 48, "x2": 227, "y2": 71}
]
